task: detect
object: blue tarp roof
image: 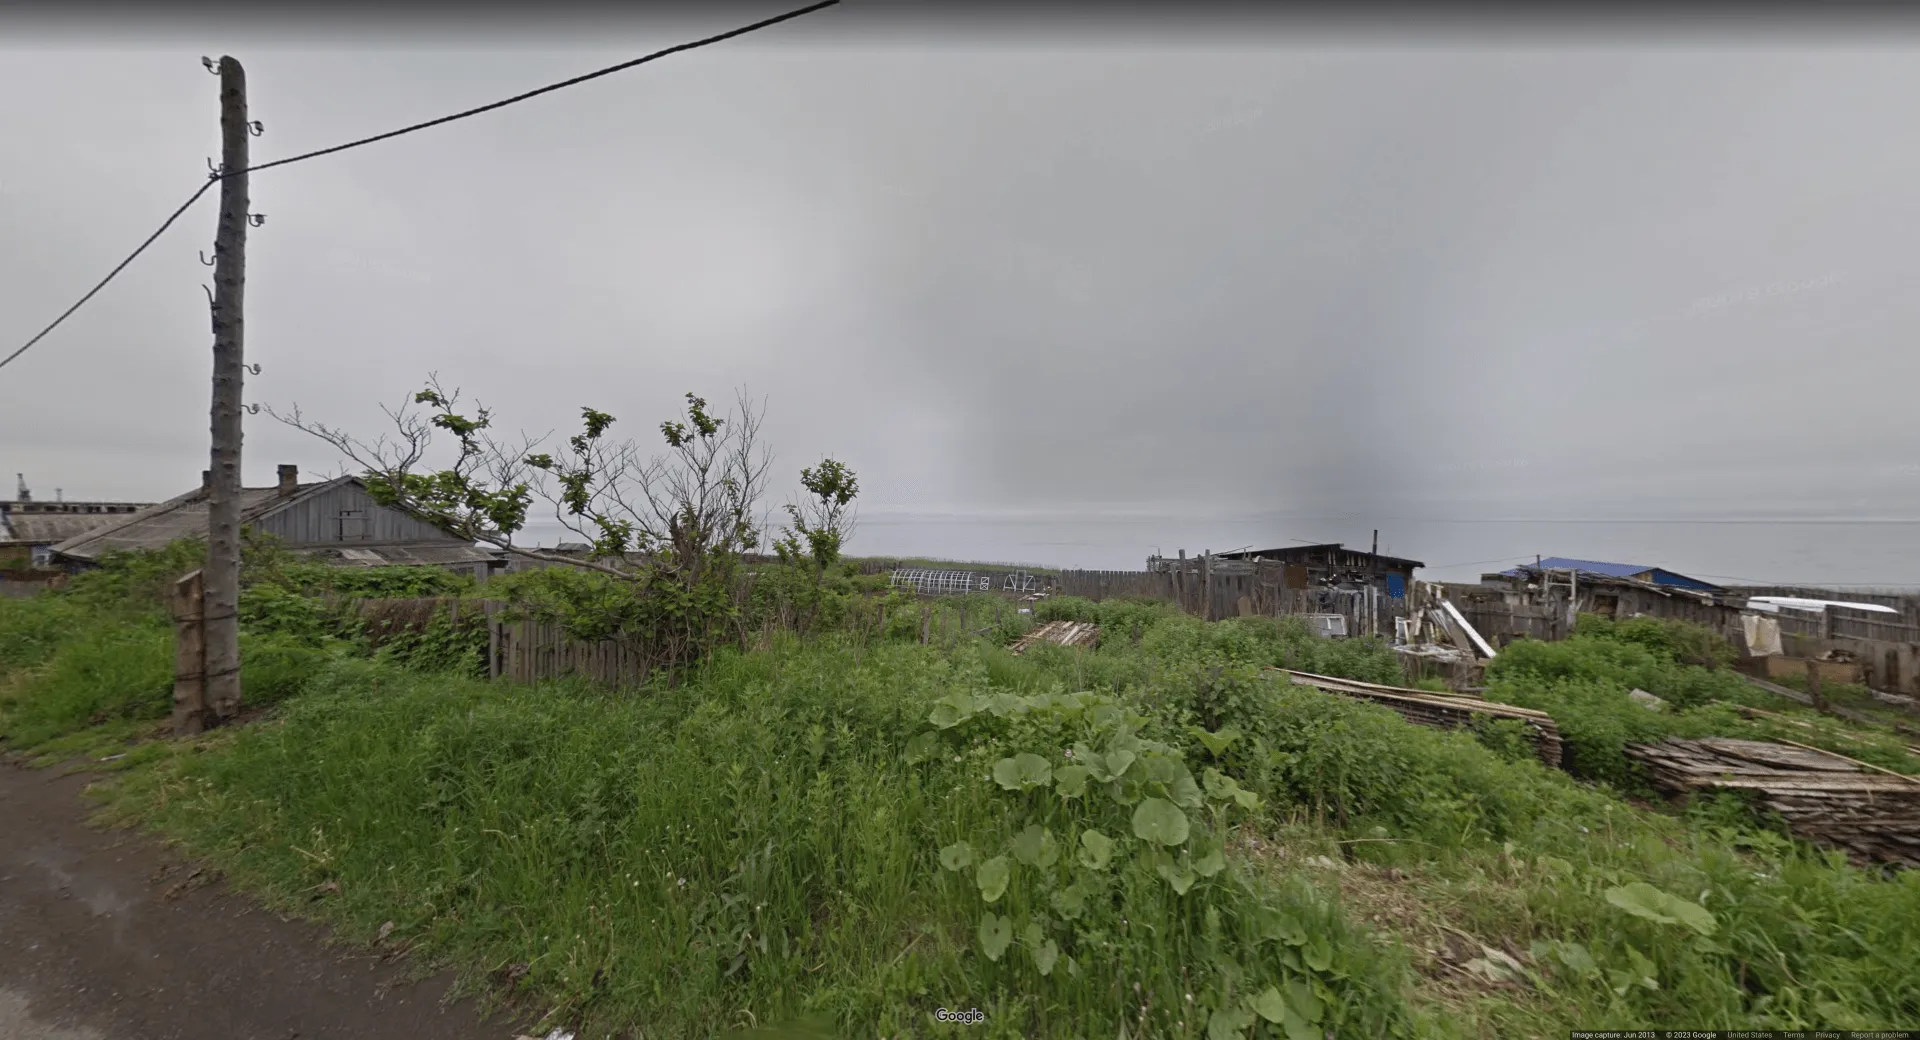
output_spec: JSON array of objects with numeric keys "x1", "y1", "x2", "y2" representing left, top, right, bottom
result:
[
  {"x1": 1499, "y1": 557, "x2": 1719, "y2": 591},
  {"x1": 1509, "y1": 557, "x2": 1652, "y2": 579}
]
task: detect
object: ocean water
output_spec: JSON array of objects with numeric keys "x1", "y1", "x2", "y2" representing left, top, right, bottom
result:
[
  {"x1": 516, "y1": 512, "x2": 1920, "y2": 588},
  {"x1": 839, "y1": 513, "x2": 1920, "y2": 588}
]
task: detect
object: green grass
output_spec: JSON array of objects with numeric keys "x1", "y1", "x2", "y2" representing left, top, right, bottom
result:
[
  {"x1": 8, "y1": 554, "x2": 1920, "y2": 1037},
  {"x1": 0, "y1": 620, "x2": 330, "y2": 747},
  {"x1": 97, "y1": 644, "x2": 1412, "y2": 1038}
]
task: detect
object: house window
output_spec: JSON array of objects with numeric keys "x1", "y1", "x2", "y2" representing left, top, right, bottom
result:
[
  {"x1": 1593, "y1": 594, "x2": 1619, "y2": 617},
  {"x1": 336, "y1": 510, "x2": 370, "y2": 541}
]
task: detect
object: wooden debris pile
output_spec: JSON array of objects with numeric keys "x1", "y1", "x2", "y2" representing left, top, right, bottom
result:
[
  {"x1": 1626, "y1": 737, "x2": 1920, "y2": 869},
  {"x1": 1271, "y1": 669, "x2": 1564, "y2": 769},
  {"x1": 1008, "y1": 620, "x2": 1100, "y2": 656}
]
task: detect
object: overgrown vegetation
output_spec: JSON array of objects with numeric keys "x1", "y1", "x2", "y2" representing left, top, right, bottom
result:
[
  {"x1": 5, "y1": 547, "x2": 1920, "y2": 1036},
  {"x1": 268, "y1": 381, "x2": 862, "y2": 679},
  {"x1": 1484, "y1": 615, "x2": 1920, "y2": 795}
]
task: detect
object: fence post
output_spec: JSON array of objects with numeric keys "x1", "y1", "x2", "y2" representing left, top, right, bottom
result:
[
  {"x1": 1176, "y1": 550, "x2": 1187, "y2": 615},
  {"x1": 1806, "y1": 657, "x2": 1828, "y2": 711},
  {"x1": 172, "y1": 569, "x2": 208, "y2": 736},
  {"x1": 485, "y1": 602, "x2": 499, "y2": 680},
  {"x1": 1202, "y1": 551, "x2": 1214, "y2": 622}
]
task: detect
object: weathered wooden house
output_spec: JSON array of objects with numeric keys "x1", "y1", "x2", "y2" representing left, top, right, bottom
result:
[
  {"x1": 1139, "y1": 543, "x2": 1424, "y2": 632},
  {"x1": 1208, "y1": 543, "x2": 1425, "y2": 600},
  {"x1": 1, "y1": 475, "x2": 154, "y2": 570},
  {"x1": 49, "y1": 465, "x2": 504, "y2": 581}
]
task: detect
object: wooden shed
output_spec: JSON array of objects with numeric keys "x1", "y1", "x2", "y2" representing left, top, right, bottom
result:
[{"x1": 1210, "y1": 543, "x2": 1424, "y2": 600}]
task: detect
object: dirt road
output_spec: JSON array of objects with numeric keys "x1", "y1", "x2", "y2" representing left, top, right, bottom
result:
[{"x1": 0, "y1": 760, "x2": 513, "y2": 1040}]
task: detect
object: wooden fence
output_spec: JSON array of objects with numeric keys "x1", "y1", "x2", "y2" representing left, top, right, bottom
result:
[
  {"x1": 488, "y1": 610, "x2": 654, "y2": 690},
  {"x1": 1770, "y1": 606, "x2": 1920, "y2": 646},
  {"x1": 1055, "y1": 569, "x2": 1172, "y2": 602},
  {"x1": 1054, "y1": 566, "x2": 1409, "y2": 637},
  {"x1": 347, "y1": 594, "x2": 1034, "y2": 690}
]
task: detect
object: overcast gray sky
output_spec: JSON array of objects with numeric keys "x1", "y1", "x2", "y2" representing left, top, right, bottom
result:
[{"x1": 6, "y1": 7, "x2": 1920, "y2": 571}]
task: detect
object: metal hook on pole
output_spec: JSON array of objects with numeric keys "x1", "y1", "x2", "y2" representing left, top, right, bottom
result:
[
  {"x1": 200, "y1": 250, "x2": 216, "y2": 267},
  {"x1": 243, "y1": 363, "x2": 261, "y2": 375},
  {"x1": 247, "y1": 120, "x2": 264, "y2": 136},
  {"x1": 242, "y1": 404, "x2": 262, "y2": 415},
  {"x1": 201, "y1": 56, "x2": 219, "y2": 74},
  {"x1": 202, "y1": 285, "x2": 216, "y2": 308},
  {"x1": 207, "y1": 157, "x2": 222, "y2": 177},
  {"x1": 247, "y1": 214, "x2": 266, "y2": 227}
]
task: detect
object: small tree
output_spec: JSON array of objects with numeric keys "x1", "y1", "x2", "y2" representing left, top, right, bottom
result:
[
  {"x1": 774, "y1": 457, "x2": 859, "y2": 572},
  {"x1": 771, "y1": 458, "x2": 860, "y2": 635},
  {"x1": 268, "y1": 377, "x2": 777, "y2": 675}
]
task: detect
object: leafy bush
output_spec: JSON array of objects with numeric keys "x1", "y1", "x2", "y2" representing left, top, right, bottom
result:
[
  {"x1": 238, "y1": 582, "x2": 337, "y2": 646},
  {"x1": 281, "y1": 562, "x2": 478, "y2": 599},
  {"x1": 743, "y1": 559, "x2": 866, "y2": 636},
  {"x1": 1576, "y1": 614, "x2": 1738, "y2": 669},
  {"x1": 918, "y1": 677, "x2": 1410, "y2": 1038},
  {"x1": 1491, "y1": 677, "x2": 1738, "y2": 793},
  {"x1": 1492, "y1": 629, "x2": 1754, "y2": 712},
  {"x1": 61, "y1": 540, "x2": 207, "y2": 615},
  {"x1": 364, "y1": 604, "x2": 489, "y2": 678},
  {"x1": 1138, "y1": 662, "x2": 1612, "y2": 849},
  {"x1": 1127, "y1": 614, "x2": 1404, "y2": 687}
]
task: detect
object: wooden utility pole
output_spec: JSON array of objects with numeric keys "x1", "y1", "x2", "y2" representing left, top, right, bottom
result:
[{"x1": 205, "y1": 56, "x2": 250, "y2": 723}]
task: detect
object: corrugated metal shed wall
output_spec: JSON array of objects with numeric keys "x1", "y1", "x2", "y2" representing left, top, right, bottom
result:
[{"x1": 253, "y1": 484, "x2": 460, "y2": 545}]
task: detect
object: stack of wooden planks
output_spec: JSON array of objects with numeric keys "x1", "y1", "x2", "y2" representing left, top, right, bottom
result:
[
  {"x1": 1008, "y1": 620, "x2": 1100, "y2": 655},
  {"x1": 1272, "y1": 669, "x2": 1564, "y2": 769},
  {"x1": 1626, "y1": 737, "x2": 1920, "y2": 870}
]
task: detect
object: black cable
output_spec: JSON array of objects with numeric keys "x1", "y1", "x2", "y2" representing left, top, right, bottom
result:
[
  {"x1": 243, "y1": 0, "x2": 837, "y2": 176},
  {"x1": 0, "y1": 180, "x2": 217, "y2": 372},
  {"x1": 0, "y1": 0, "x2": 838, "y2": 375}
]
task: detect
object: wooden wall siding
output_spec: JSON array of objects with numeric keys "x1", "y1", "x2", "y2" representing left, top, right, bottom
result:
[{"x1": 253, "y1": 483, "x2": 461, "y2": 546}]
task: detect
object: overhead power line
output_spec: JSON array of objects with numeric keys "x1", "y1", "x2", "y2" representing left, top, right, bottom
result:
[{"x1": 0, "y1": 0, "x2": 838, "y2": 374}]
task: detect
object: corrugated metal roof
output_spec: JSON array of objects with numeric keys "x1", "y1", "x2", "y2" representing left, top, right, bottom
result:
[
  {"x1": 0, "y1": 512, "x2": 136, "y2": 546},
  {"x1": 297, "y1": 543, "x2": 500, "y2": 568},
  {"x1": 52, "y1": 476, "x2": 371, "y2": 561},
  {"x1": 1508, "y1": 557, "x2": 1655, "y2": 579},
  {"x1": 1499, "y1": 557, "x2": 1720, "y2": 592},
  {"x1": 1215, "y1": 544, "x2": 1427, "y2": 570}
]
